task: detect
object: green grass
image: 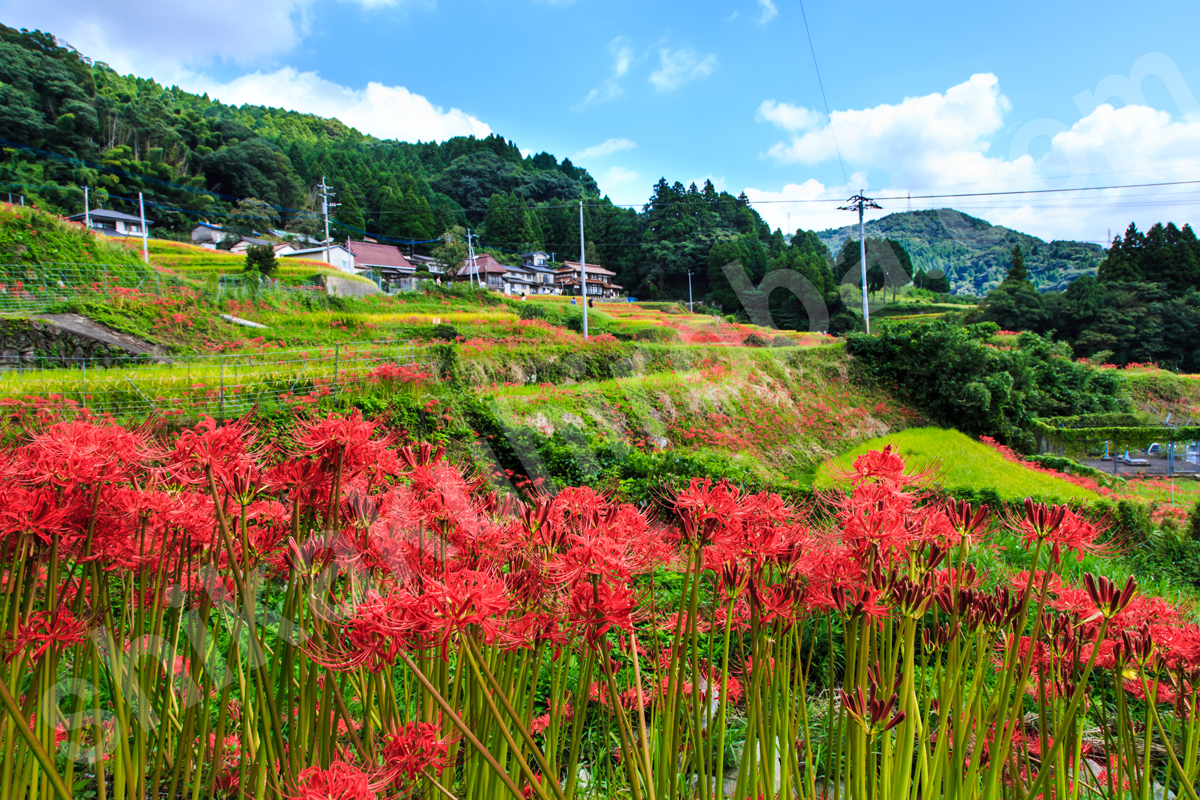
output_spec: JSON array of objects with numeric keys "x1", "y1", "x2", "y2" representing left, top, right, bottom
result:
[{"x1": 815, "y1": 427, "x2": 1100, "y2": 504}]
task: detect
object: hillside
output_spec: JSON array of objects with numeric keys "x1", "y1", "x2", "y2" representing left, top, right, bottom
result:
[
  {"x1": 0, "y1": 25, "x2": 777, "y2": 306},
  {"x1": 818, "y1": 209, "x2": 1104, "y2": 295}
]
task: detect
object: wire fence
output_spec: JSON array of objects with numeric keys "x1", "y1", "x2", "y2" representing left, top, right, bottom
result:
[
  {"x1": 0, "y1": 339, "x2": 437, "y2": 421},
  {"x1": 0, "y1": 263, "x2": 324, "y2": 312}
]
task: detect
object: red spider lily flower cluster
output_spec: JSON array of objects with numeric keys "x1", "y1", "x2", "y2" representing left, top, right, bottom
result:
[{"x1": 1, "y1": 412, "x2": 1199, "y2": 800}]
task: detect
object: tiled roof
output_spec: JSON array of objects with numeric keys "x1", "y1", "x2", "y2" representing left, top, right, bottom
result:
[
  {"x1": 559, "y1": 261, "x2": 616, "y2": 277},
  {"x1": 68, "y1": 208, "x2": 147, "y2": 224},
  {"x1": 348, "y1": 240, "x2": 414, "y2": 270},
  {"x1": 460, "y1": 253, "x2": 511, "y2": 275}
]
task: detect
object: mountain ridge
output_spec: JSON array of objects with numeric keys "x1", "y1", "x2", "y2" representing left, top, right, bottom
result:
[{"x1": 817, "y1": 209, "x2": 1104, "y2": 295}]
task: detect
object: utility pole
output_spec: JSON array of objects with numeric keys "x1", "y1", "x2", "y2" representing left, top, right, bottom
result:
[
  {"x1": 687, "y1": 270, "x2": 694, "y2": 312},
  {"x1": 138, "y1": 191, "x2": 149, "y2": 264},
  {"x1": 318, "y1": 177, "x2": 337, "y2": 265},
  {"x1": 466, "y1": 229, "x2": 478, "y2": 289},
  {"x1": 579, "y1": 198, "x2": 588, "y2": 337},
  {"x1": 83, "y1": 186, "x2": 90, "y2": 231},
  {"x1": 839, "y1": 192, "x2": 882, "y2": 334}
]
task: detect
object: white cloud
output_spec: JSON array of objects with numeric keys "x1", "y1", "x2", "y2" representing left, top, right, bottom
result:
[
  {"x1": 757, "y1": 0, "x2": 778, "y2": 25},
  {"x1": 754, "y1": 72, "x2": 1200, "y2": 241},
  {"x1": 0, "y1": 0, "x2": 314, "y2": 78},
  {"x1": 611, "y1": 36, "x2": 635, "y2": 77},
  {"x1": 601, "y1": 166, "x2": 640, "y2": 185},
  {"x1": 650, "y1": 47, "x2": 719, "y2": 91},
  {"x1": 764, "y1": 74, "x2": 1010, "y2": 171},
  {"x1": 190, "y1": 68, "x2": 491, "y2": 143},
  {"x1": 577, "y1": 80, "x2": 623, "y2": 109},
  {"x1": 597, "y1": 166, "x2": 642, "y2": 202},
  {"x1": 757, "y1": 100, "x2": 823, "y2": 132},
  {"x1": 577, "y1": 37, "x2": 635, "y2": 109},
  {"x1": 575, "y1": 138, "x2": 637, "y2": 160}
]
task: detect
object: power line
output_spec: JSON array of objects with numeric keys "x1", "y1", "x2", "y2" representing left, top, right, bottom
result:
[{"x1": 796, "y1": 0, "x2": 848, "y2": 185}]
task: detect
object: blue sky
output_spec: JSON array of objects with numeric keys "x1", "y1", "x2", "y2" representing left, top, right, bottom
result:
[{"x1": 6, "y1": 0, "x2": 1199, "y2": 241}]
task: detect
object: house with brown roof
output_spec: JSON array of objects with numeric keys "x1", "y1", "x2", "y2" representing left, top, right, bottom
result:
[
  {"x1": 454, "y1": 253, "x2": 511, "y2": 290},
  {"x1": 348, "y1": 240, "x2": 415, "y2": 279},
  {"x1": 556, "y1": 261, "x2": 622, "y2": 298}
]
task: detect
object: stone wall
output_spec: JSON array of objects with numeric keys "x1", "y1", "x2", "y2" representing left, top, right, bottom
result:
[{"x1": 0, "y1": 318, "x2": 155, "y2": 369}]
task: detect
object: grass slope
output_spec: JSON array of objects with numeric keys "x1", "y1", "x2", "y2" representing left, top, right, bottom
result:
[{"x1": 816, "y1": 427, "x2": 1099, "y2": 504}]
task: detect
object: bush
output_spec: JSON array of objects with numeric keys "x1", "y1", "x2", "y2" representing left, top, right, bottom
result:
[
  {"x1": 771, "y1": 335, "x2": 795, "y2": 347},
  {"x1": 846, "y1": 320, "x2": 1126, "y2": 451},
  {"x1": 244, "y1": 244, "x2": 278, "y2": 277},
  {"x1": 429, "y1": 323, "x2": 459, "y2": 341},
  {"x1": 632, "y1": 326, "x2": 679, "y2": 343},
  {"x1": 743, "y1": 332, "x2": 768, "y2": 347},
  {"x1": 1188, "y1": 498, "x2": 1200, "y2": 541},
  {"x1": 518, "y1": 303, "x2": 547, "y2": 320}
]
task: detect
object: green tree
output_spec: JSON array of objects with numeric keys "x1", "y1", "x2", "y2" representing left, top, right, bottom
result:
[
  {"x1": 227, "y1": 197, "x2": 278, "y2": 236},
  {"x1": 336, "y1": 190, "x2": 365, "y2": 238},
  {"x1": 432, "y1": 226, "x2": 469, "y2": 276},
  {"x1": 244, "y1": 244, "x2": 277, "y2": 277},
  {"x1": 1005, "y1": 244, "x2": 1028, "y2": 282},
  {"x1": 483, "y1": 192, "x2": 537, "y2": 249}
]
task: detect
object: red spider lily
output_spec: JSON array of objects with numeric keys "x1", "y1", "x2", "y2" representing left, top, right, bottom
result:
[
  {"x1": 295, "y1": 761, "x2": 376, "y2": 800},
  {"x1": 0, "y1": 486, "x2": 70, "y2": 546},
  {"x1": 1010, "y1": 499, "x2": 1103, "y2": 563},
  {"x1": 6, "y1": 607, "x2": 89, "y2": 663},
  {"x1": 420, "y1": 569, "x2": 511, "y2": 656},
  {"x1": 377, "y1": 720, "x2": 452, "y2": 786},
  {"x1": 1083, "y1": 573, "x2": 1137, "y2": 619},
  {"x1": 294, "y1": 409, "x2": 391, "y2": 481},
  {"x1": 944, "y1": 498, "x2": 991, "y2": 540},
  {"x1": 21, "y1": 419, "x2": 149, "y2": 487},
  {"x1": 568, "y1": 581, "x2": 638, "y2": 645},
  {"x1": 840, "y1": 444, "x2": 924, "y2": 488},
  {"x1": 167, "y1": 416, "x2": 259, "y2": 486},
  {"x1": 673, "y1": 478, "x2": 744, "y2": 548},
  {"x1": 840, "y1": 683, "x2": 906, "y2": 738}
]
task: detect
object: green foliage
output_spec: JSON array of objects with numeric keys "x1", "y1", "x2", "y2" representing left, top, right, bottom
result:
[
  {"x1": 1005, "y1": 244, "x2": 1028, "y2": 282},
  {"x1": 243, "y1": 243, "x2": 277, "y2": 276},
  {"x1": 1098, "y1": 221, "x2": 1200, "y2": 294},
  {"x1": 429, "y1": 323, "x2": 459, "y2": 341},
  {"x1": 846, "y1": 320, "x2": 1126, "y2": 450},
  {"x1": 743, "y1": 332, "x2": 768, "y2": 347}
]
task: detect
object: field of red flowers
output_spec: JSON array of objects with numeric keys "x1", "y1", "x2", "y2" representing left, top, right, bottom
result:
[{"x1": 2, "y1": 413, "x2": 1199, "y2": 800}]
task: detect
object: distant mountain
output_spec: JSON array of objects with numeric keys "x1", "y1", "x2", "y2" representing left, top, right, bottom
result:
[{"x1": 817, "y1": 209, "x2": 1104, "y2": 296}]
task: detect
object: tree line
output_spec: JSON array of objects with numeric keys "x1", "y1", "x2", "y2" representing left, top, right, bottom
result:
[
  {"x1": 1, "y1": 24, "x2": 935, "y2": 320},
  {"x1": 971, "y1": 223, "x2": 1200, "y2": 371}
]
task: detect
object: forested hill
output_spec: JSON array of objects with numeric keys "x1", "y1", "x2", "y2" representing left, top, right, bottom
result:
[
  {"x1": 0, "y1": 25, "x2": 601, "y2": 240},
  {"x1": 818, "y1": 209, "x2": 1104, "y2": 295},
  {"x1": 0, "y1": 25, "x2": 793, "y2": 303}
]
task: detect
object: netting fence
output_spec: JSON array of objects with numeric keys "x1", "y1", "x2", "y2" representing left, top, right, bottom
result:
[{"x1": 0, "y1": 339, "x2": 436, "y2": 421}]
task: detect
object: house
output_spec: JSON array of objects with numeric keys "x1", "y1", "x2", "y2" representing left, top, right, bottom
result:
[
  {"x1": 520, "y1": 252, "x2": 561, "y2": 294},
  {"x1": 556, "y1": 261, "x2": 622, "y2": 298},
  {"x1": 280, "y1": 244, "x2": 356, "y2": 273},
  {"x1": 454, "y1": 253, "x2": 510, "y2": 290},
  {"x1": 67, "y1": 208, "x2": 149, "y2": 238},
  {"x1": 500, "y1": 264, "x2": 540, "y2": 296},
  {"x1": 406, "y1": 253, "x2": 445, "y2": 275},
  {"x1": 347, "y1": 240, "x2": 416, "y2": 285},
  {"x1": 191, "y1": 222, "x2": 226, "y2": 247}
]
